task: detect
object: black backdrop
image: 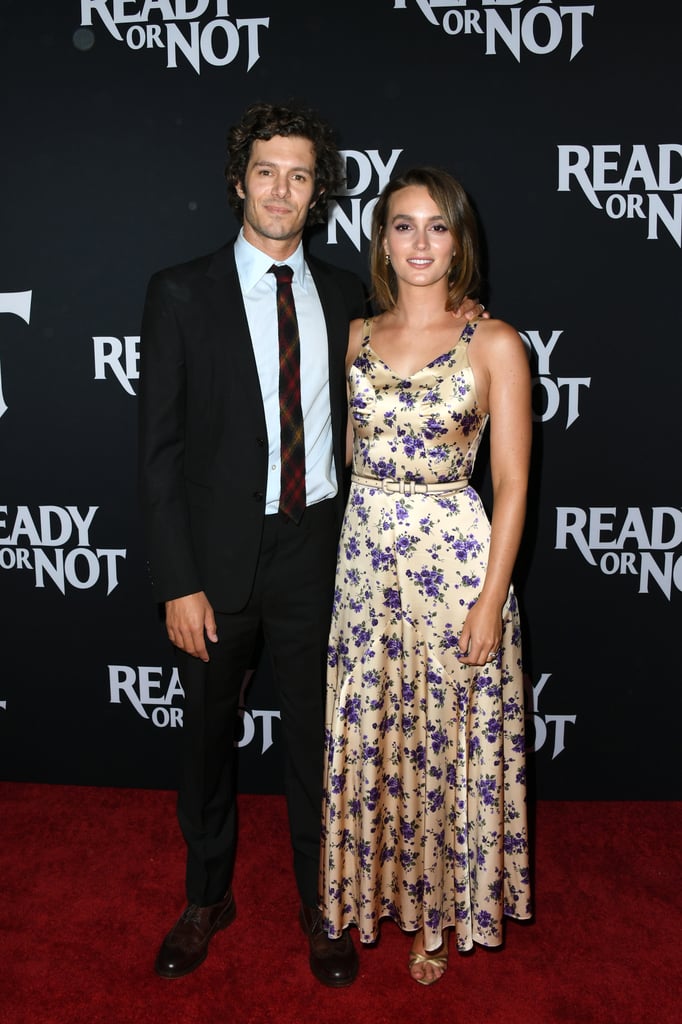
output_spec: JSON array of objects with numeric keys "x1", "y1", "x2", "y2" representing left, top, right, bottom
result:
[{"x1": 1, "y1": 0, "x2": 680, "y2": 799}]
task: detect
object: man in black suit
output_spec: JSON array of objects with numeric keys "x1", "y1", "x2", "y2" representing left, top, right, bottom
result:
[{"x1": 138, "y1": 102, "x2": 366, "y2": 987}]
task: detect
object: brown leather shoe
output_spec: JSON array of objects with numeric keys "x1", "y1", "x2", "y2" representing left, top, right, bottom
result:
[
  {"x1": 155, "y1": 890, "x2": 236, "y2": 979},
  {"x1": 299, "y1": 905, "x2": 358, "y2": 987}
]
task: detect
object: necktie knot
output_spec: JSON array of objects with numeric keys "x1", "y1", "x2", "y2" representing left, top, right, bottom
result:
[{"x1": 270, "y1": 263, "x2": 294, "y2": 286}]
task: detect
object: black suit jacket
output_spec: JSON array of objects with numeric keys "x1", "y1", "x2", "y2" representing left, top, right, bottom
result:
[{"x1": 138, "y1": 240, "x2": 366, "y2": 612}]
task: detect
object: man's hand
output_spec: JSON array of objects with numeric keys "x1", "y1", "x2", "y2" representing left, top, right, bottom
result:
[
  {"x1": 455, "y1": 296, "x2": 489, "y2": 321},
  {"x1": 165, "y1": 591, "x2": 218, "y2": 662}
]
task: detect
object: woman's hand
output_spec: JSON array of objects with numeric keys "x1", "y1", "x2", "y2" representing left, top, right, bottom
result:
[{"x1": 457, "y1": 597, "x2": 503, "y2": 667}]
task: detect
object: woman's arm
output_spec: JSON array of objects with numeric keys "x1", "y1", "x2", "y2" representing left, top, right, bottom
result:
[
  {"x1": 458, "y1": 322, "x2": 532, "y2": 666},
  {"x1": 344, "y1": 318, "x2": 366, "y2": 465}
]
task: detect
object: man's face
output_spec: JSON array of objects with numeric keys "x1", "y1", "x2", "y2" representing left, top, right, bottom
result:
[{"x1": 236, "y1": 134, "x2": 318, "y2": 255}]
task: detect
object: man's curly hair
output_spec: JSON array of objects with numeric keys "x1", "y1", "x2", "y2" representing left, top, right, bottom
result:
[{"x1": 225, "y1": 102, "x2": 344, "y2": 227}]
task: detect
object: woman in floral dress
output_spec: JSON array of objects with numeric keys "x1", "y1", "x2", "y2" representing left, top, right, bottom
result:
[{"x1": 319, "y1": 168, "x2": 532, "y2": 985}]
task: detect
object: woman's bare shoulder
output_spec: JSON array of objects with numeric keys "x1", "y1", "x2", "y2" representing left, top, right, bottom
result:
[
  {"x1": 470, "y1": 317, "x2": 528, "y2": 359},
  {"x1": 347, "y1": 316, "x2": 370, "y2": 367}
]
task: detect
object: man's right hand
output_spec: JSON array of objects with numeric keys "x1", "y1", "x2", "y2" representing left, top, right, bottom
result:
[{"x1": 165, "y1": 591, "x2": 218, "y2": 662}]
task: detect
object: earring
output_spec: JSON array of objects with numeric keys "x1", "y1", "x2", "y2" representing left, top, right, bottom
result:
[{"x1": 385, "y1": 253, "x2": 391, "y2": 265}]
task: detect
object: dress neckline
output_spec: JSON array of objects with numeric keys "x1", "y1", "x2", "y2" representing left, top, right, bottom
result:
[{"x1": 362, "y1": 317, "x2": 477, "y2": 382}]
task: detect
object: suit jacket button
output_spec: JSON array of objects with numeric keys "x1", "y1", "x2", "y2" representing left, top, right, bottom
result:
[
  {"x1": 253, "y1": 491, "x2": 263, "y2": 501},
  {"x1": 256, "y1": 437, "x2": 265, "y2": 447}
]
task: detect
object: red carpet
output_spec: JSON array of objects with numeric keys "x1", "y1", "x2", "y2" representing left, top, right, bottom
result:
[{"x1": 1, "y1": 784, "x2": 680, "y2": 1024}]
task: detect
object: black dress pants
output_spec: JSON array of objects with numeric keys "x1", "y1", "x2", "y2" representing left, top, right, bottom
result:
[{"x1": 176, "y1": 499, "x2": 339, "y2": 909}]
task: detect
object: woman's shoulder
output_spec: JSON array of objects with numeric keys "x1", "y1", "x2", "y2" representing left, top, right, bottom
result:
[
  {"x1": 347, "y1": 316, "x2": 371, "y2": 366},
  {"x1": 470, "y1": 317, "x2": 526, "y2": 355}
]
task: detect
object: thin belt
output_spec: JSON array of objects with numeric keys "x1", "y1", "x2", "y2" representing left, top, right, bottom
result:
[{"x1": 351, "y1": 473, "x2": 469, "y2": 496}]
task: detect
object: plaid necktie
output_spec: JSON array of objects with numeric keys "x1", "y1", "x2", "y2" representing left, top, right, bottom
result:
[{"x1": 270, "y1": 264, "x2": 306, "y2": 523}]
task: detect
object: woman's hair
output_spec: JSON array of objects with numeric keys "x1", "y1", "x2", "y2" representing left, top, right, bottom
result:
[
  {"x1": 225, "y1": 101, "x2": 344, "y2": 226},
  {"x1": 370, "y1": 167, "x2": 481, "y2": 312}
]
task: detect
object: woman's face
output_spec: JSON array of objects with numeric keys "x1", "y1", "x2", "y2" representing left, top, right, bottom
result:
[{"x1": 383, "y1": 185, "x2": 456, "y2": 291}]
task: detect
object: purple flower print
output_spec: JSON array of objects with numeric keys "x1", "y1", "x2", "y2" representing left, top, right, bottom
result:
[
  {"x1": 461, "y1": 573, "x2": 481, "y2": 587},
  {"x1": 379, "y1": 713, "x2": 396, "y2": 736},
  {"x1": 402, "y1": 434, "x2": 424, "y2": 459},
  {"x1": 383, "y1": 587, "x2": 402, "y2": 611},
  {"x1": 478, "y1": 777, "x2": 497, "y2": 807},
  {"x1": 345, "y1": 536, "x2": 360, "y2": 559},
  {"x1": 364, "y1": 784, "x2": 380, "y2": 809},
  {"x1": 430, "y1": 445, "x2": 449, "y2": 463},
  {"x1": 431, "y1": 349, "x2": 454, "y2": 368},
  {"x1": 384, "y1": 635, "x2": 403, "y2": 660},
  {"x1": 358, "y1": 839, "x2": 371, "y2": 868},
  {"x1": 405, "y1": 743, "x2": 427, "y2": 771},
  {"x1": 439, "y1": 625, "x2": 460, "y2": 651},
  {"x1": 340, "y1": 828, "x2": 354, "y2": 850},
  {"x1": 402, "y1": 713, "x2": 415, "y2": 733},
  {"x1": 510, "y1": 732, "x2": 526, "y2": 754},
  {"x1": 406, "y1": 566, "x2": 444, "y2": 599},
  {"x1": 453, "y1": 533, "x2": 483, "y2": 563},
  {"x1": 369, "y1": 458, "x2": 395, "y2": 479},
  {"x1": 476, "y1": 909, "x2": 494, "y2": 931},
  {"x1": 395, "y1": 535, "x2": 414, "y2": 556},
  {"x1": 430, "y1": 726, "x2": 448, "y2": 755},
  {"x1": 405, "y1": 879, "x2": 424, "y2": 902},
  {"x1": 425, "y1": 907, "x2": 442, "y2": 930},
  {"x1": 370, "y1": 546, "x2": 395, "y2": 573},
  {"x1": 351, "y1": 623, "x2": 371, "y2": 648},
  {"x1": 422, "y1": 417, "x2": 447, "y2": 440},
  {"x1": 386, "y1": 775, "x2": 403, "y2": 798},
  {"x1": 340, "y1": 695, "x2": 361, "y2": 725},
  {"x1": 460, "y1": 411, "x2": 480, "y2": 436},
  {"x1": 504, "y1": 832, "x2": 527, "y2": 855},
  {"x1": 331, "y1": 772, "x2": 346, "y2": 795},
  {"x1": 485, "y1": 717, "x2": 502, "y2": 743},
  {"x1": 400, "y1": 818, "x2": 416, "y2": 841},
  {"x1": 427, "y1": 789, "x2": 445, "y2": 813},
  {"x1": 398, "y1": 388, "x2": 416, "y2": 409}
]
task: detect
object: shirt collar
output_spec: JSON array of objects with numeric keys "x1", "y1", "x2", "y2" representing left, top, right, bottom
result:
[{"x1": 235, "y1": 229, "x2": 308, "y2": 295}]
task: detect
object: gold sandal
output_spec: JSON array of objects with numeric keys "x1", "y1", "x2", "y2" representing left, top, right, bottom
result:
[{"x1": 408, "y1": 946, "x2": 449, "y2": 986}]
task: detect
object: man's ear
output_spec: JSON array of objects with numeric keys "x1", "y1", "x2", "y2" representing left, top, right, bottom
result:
[
  {"x1": 235, "y1": 181, "x2": 245, "y2": 200},
  {"x1": 310, "y1": 186, "x2": 325, "y2": 210}
]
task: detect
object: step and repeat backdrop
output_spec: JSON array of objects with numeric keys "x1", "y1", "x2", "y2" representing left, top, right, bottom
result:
[{"x1": 1, "y1": 1, "x2": 680, "y2": 798}]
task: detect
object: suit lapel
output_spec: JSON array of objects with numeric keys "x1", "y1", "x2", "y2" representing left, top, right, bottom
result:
[{"x1": 205, "y1": 243, "x2": 268, "y2": 438}]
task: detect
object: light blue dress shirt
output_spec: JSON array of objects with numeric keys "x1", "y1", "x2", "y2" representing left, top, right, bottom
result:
[{"x1": 234, "y1": 230, "x2": 337, "y2": 515}]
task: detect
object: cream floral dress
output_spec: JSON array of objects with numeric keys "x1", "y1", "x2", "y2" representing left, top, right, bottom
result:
[{"x1": 320, "y1": 318, "x2": 531, "y2": 953}]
